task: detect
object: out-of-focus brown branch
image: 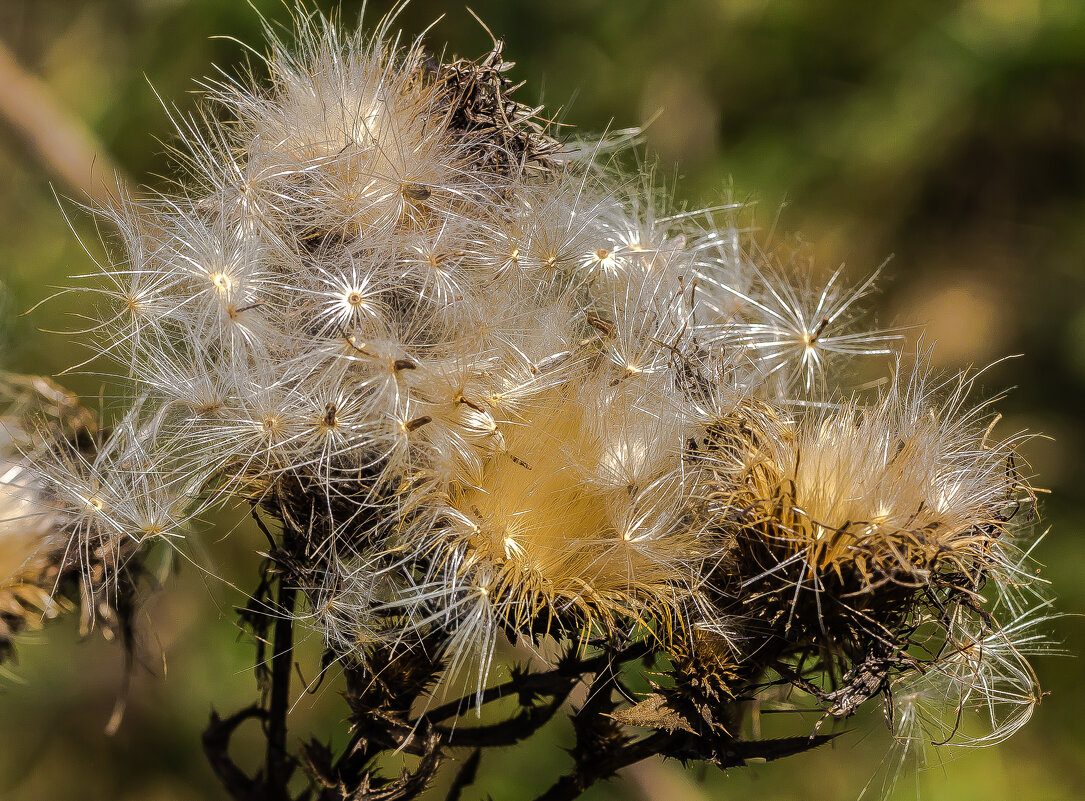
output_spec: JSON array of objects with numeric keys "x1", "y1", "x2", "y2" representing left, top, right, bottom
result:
[{"x1": 0, "y1": 37, "x2": 130, "y2": 209}]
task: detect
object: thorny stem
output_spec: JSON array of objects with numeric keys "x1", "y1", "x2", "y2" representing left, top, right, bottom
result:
[
  {"x1": 265, "y1": 571, "x2": 297, "y2": 797},
  {"x1": 532, "y1": 732, "x2": 674, "y2": 801},
  {"x1": 437, "y1": 692, "x2": 568, "y2": 748},
  {"x1": 531, "y1": 647, "x2": 632, "y2": 801},
  {"x1": 205, "y1": 568, "x2": 835, "y2": 801},
  {"x1": 207, "y1": 594, "x2": 658, "y2": 800},
  {"x1": 202, "y1": 706, "x2": 266, "y2": 800},
  {"x1": 206, "y1": 511, "x2": 834, "y2": 801},
  {"x1": 423, "y1": 640, "x2": 652, "y2": 724}
]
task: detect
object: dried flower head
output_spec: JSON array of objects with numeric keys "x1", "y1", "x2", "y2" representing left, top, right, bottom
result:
[
  {"x1": 0, "y1": 375, "x2": 96, "y2": 663},
  {"x1": 9, "y1": 6, "x2": 1054, "y2": 800}
]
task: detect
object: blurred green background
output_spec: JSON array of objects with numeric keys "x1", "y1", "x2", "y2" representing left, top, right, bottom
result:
[{"x1": 1, "y1": 1, "x2": 1083, "y2": 799}]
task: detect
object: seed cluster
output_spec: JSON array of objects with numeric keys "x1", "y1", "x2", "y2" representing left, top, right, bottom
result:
[{"x1": 1, "y1": 8, "x2": 1051, "y2": 790}]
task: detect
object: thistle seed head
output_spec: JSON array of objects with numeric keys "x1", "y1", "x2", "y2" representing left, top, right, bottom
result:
[{"x1": 10, "y1": 6, "x2": 1054, "y2": 793}]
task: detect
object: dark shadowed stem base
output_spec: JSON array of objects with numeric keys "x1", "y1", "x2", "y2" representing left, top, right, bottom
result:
[{"x1": 201, "y1": 515, "x2": 835, "y2": 800}]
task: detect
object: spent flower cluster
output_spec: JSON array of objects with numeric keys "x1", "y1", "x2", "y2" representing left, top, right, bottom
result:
[{"x1": 0, "y1": 7, "x2": 1054, "y2": 800}]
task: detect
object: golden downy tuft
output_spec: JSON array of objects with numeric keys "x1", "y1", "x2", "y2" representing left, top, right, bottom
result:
[
  {"x1": 0, "y1": 461, "x2": 66, "y2": 661},
  {"x1": 737, "y1": 398, "x2": 1021, "y2": 588},
  {"x1": 0, "y1": 375, "x2": 94, "y2": 662},
  {"x1": 422, "y1": 380, "x2": 709, "y2": 645}
]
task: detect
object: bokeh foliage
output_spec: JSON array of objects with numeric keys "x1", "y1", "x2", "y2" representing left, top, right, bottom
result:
[{"x1": 0, "y1": 1, "x2": 1082, "y2": 799}]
